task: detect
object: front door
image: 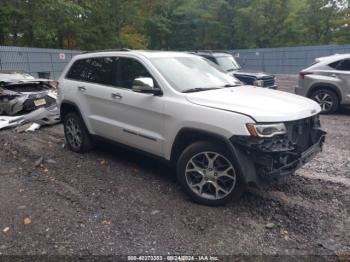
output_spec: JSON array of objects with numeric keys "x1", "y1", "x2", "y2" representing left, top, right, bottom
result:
[{"x1": 111, "y1": 57, "x2": 166, "y2": 156}]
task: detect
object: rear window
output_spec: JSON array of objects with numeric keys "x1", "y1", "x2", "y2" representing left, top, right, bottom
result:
[{"x1": 66, "y1": 57, "x2": 116, "y2": 86}]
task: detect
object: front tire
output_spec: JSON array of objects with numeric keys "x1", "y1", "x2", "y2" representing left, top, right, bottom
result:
[
  {"x1": 177, "y1": 141, "x2": 244, "y2": 206},
  {"x1": 310, "y1": 88, "x2": 339, "y2": 114},
  {"x1": 63, "y1": 112, "x2": 93, "y2": 153}
]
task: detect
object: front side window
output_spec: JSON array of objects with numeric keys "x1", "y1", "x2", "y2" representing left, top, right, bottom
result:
[
  {"x1": 150, "y1": 56, "x2": 238, "y2": 92},
  {"x1": 117, "y1": 58, "x2": 152, "y2": 89}
]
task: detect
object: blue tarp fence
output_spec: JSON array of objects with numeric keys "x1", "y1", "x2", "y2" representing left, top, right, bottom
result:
[{"x1": 1, "y1": 44, "x2": 350, "y2": 78}]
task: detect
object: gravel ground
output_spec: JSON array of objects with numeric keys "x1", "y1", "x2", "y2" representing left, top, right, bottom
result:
[{"x1": 0, "y1": 75, "x2": 349, "y2": 259}]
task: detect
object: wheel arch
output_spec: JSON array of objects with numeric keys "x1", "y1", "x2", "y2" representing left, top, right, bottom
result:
[
  {"x1": 60, "y1": 100, "x2": 83, "y2": 121},
  {"x1": 170, "y1": 128, "x2": 249, "y2": 179},
  {"x1": 170, "y1": 128, "x2": 229, "y2": 162},
  {"x1": 307, "y1": 83, "x2": 342, "y2": 102}
]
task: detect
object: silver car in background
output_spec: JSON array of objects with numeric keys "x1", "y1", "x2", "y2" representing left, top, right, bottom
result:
[{"x1": 296, "y1": 54, "x2": 350, "y2": 114}]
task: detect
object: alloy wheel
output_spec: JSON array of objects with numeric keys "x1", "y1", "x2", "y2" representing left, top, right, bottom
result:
[
  {"x1": 65, "y1": 117, "x2": 83, "y2": 150},
  {"x1": 185, "y1": 151, "x2": 236, "y2": 200},
  {"x1": 313, "y1": 92, "x2": 334, "y2": 113}
]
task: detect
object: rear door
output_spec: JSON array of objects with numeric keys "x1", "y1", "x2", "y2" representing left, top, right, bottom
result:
[
  {"x1": 64, "y1": 55, "x2": 166, "y2": 156},
  {"x1": 65, "y1": 56, "x2": 120, "y2": 138}
]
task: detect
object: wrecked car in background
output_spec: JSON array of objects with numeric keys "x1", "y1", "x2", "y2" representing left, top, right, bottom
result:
[
  {"x1": 0, "y1": 71, "x2": 35, "y2": 82},
  {"x1": 0, "y1": 80, "x2": 58, "y2": 115},
  {"x1": 0, "y1": 71, "x2": 60, "y2": 131}
]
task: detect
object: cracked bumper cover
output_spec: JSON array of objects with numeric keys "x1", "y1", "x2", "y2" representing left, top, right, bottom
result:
[{"x1": 230, "y1": 128, "x2": 326, "y2": 184}]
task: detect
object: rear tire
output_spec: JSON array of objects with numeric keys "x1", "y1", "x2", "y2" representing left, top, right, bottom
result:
[
  {"x1": 63, "y1": 112, "x2": 93, "y2": 153},
  {"x1": 177, "y1": 141, "x2": 244, "y2": 206},
  {"x1": 310, "y1": 88, "x2": 339, "y2": 114}
]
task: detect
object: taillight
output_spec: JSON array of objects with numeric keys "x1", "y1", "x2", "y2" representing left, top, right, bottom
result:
[
  {"x1": 299, "y1": 71, "x2": 312, "y2": 78},
  {"x1": 51, "y1": 80, "x2": 59, "y2": 89}
]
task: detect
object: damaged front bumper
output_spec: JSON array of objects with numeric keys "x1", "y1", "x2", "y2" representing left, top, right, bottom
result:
[{"x1": 230, "y1": 117, "x2": 326, "y2": 185}]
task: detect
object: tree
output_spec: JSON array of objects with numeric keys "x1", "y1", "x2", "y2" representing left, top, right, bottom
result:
[{"x1": 0, "y1": 0, "x2": 348, "y2": 50}]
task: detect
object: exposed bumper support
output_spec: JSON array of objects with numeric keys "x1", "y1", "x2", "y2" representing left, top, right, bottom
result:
[{"x1": 230, "y1": 129, "x2": 326, "y2": 185}]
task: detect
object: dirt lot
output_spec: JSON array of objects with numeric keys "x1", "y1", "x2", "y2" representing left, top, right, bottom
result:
[{"x1": 0, "y1": 76, "x2": 349, "y2": 259}]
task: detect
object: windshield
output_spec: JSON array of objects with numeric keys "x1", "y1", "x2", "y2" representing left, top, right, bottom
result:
[
  {"x1": 216, "y1": 56, "x2": 241, "y2": 72},
  {"x1": 150, "y1": 56, "x2": 239, "y2": 92}
]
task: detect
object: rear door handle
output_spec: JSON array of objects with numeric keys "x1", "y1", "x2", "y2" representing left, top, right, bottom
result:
[
  {"x1": 111, "y1": 93, "x2": 122, "y2": 99},
  {"x1": 78, "y1": 86, "x2": 86, "y2": 92}
]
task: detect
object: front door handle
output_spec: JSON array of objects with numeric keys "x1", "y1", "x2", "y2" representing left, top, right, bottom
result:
[
  {"x1": 331, "y1": 73, "x2": 338, "y2": 78},
  {"x1": 78, "y1": 86, "x2": 86, "y2": 92},
  {"x1": 111, "y1": 93, "x2": 122, "y2": 99}
]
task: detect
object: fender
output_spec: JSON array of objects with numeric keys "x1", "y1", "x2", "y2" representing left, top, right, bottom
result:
[
  {"x1": 60, "y1": 100, "x2": 83, "y2": 120},
  {"x1": 170, "y1": 127, "x2": 255, "y2": 184},
  {"x1": 307, "y1": 82, "x2": 342, "y2": 102}
]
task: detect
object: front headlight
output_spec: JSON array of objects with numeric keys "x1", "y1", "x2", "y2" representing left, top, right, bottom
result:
[
  {"x1": 246, "y1": 123, "x2": 287, "y2": 137},
  {"x1": 253, "y1": 80, "x2": 264, "y2": 87}
]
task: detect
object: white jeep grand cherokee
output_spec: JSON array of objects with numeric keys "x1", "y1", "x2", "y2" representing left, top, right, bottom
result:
[{"x1": 58, "y1": 50, "x2": 326, "y2": 206}]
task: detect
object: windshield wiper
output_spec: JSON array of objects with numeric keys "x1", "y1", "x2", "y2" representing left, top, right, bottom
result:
[{"x1": 182, "y1": 87, "x2": 221, "y2": 93}]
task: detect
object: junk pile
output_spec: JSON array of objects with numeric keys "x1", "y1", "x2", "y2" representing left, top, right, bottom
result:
[{"x1": 0, "y1": 71, "x2": 60, "y2": 131}]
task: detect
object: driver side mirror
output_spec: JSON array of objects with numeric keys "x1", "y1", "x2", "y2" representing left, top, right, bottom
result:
[{"x1": 132, "y1": 77, "x2": 162, "y2": 95}]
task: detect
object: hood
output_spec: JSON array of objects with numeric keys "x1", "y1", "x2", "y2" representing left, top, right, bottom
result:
[
  {"x1": 229, "y1": 70, "x2": 273, "y2": 79},
  {"x1": 0, "y1": 72, "x2": 35, "y2": 82},
  {"x1": 185, "y1": 86, "x2": 321, "y2": 122}
]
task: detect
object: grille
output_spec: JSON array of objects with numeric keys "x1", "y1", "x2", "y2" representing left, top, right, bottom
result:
[
  {"x1": 285, "y1": 115, "x2": 319, "y2": 152},
  {"x1": 262, "y1": 77, "x2": 275, "y2": 87}
]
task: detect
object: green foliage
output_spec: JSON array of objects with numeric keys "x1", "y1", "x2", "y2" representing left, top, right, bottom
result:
[{"x1": 0, "y1": 0, "x2": 349, "y2": 50}]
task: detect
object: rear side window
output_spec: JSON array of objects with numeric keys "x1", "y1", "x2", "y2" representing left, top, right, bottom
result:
[
  {"x1": 66, "y1": 59, "x2": 91, "y2": 81},
  {"x1": 329, "y1": 60, "x2": 341, "y2": 69},
  {"x1": 66, "y1": 57, "x2": 116, "y2": 86},
  {"x1": 329, "y1": 59, "x2": 350, "y2": 71},
  {"x1": 86, "y1": 57, "x2": 115, "y2": 85},
  {"x1": 338, "y1": 60, "x2": 350, "y2": 71}
]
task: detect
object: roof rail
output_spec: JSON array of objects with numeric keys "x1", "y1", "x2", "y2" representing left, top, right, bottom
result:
[
  {"x1": 82, "y1": 48, "x2": 132, "y2": 54},
  {"x1": 188, "y1": 50, "x2": 233, "y2": 55},
  {"x1": 188, "y1": 50, "x2": 213, "y2": 54},
  {"x1": 212, "y1": 50, "x2": 233, "y2": 54}
]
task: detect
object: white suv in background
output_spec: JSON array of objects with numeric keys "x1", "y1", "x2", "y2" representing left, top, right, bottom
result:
[
  {"x1": 58, "y1": 50, "x2": 326, "y2": 206},
  {"x1": 297, "y1": 53, "x2": 350, "y2": 114}
]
